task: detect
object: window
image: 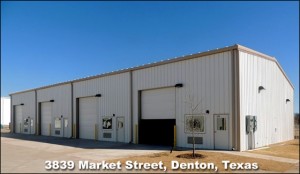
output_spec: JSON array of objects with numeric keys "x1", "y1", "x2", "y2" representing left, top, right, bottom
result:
[
  {"x1": 23, "y1": 118, "x2": 29, "y2": 126},
  {"x1": 103, "y1": 118, "x2": 112, "y2": 129},
  {"x1": 54, "y1": 118, "x2": 61, "y2": 129},
  {"x1": 217, "y1": 117, "x2": 226, "y2": 130},
  {"x1": 185, "y1": 115, "x2": 205, "y2": 133}
]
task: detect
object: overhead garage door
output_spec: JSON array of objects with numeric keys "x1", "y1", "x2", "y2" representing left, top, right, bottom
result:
[
  {"x1": 139, "y1": 87, "x2": 176, "y2": 146},
  {"x1": 41, "y1": 102, "x2": 52, "y2": 136},
  {"x1": 79, "y1": 97, "x2": 98, "y2": 140},
  {"x1": 14, "y1": 105, "x2": 23, "y2": 133},
  {"x1": 142, "y1": 87, "x2": 175, "y2": 119}
]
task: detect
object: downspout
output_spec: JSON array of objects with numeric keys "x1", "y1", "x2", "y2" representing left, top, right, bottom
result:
[
  {"x1": 231, "y1": 50, "x2": 235, "y2": 150},
  {"x1": 71, "y1": 82, "x2": 73, "y2": 138},
  {"x1": 130, "y1": 71, "x2": 133, "y2": 143},
  {"x1": 9, "y1": 94, "x2": 13, "y2": 133},
  {"x1": 236, "y1": 49, "x2": 241, "y2": 151},
  {"x1": 35, "y1": 90, "x2": 37, "y2": 135}
]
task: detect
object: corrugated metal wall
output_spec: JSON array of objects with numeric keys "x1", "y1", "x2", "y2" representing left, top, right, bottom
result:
[
  {"x1": 37, "y1": 84, "x2": 72, "y2": 138},
  {"x1": 132, "y1": 51, "x2": 233, "y2": 149},
  {"x1": 11, "y1": 91, "x2": 36, "y2": 134},
  {"x1": 239, "y1": 51, "x2": 294, "y2": 151},
  {"x1": 73, "y1": 72, "x2": 131, "y2": 143},
  {"x1": 10, "y1": 46, "x2": 294, "y2": 150}
]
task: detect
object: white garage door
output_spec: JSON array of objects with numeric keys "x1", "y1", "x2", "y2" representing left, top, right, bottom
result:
[
  {"x1": 142, "y1": 88, "x2": 175, "y2": 119},
  {"x1": 79, "y1": 97, "x2": 98, "y2": 140},
  {"x1": 15, "y1": 105, "x2": 23, "y2": 133},
  {"x1": 41, "y1": 102, "x2": 52, "y2": 136}
]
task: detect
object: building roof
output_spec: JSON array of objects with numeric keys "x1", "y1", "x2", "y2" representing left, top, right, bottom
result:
[{"x1": 9, "y1": 44, "x2": 294, "y2": 95}]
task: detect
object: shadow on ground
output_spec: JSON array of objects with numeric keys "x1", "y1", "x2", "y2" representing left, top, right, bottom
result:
[{"x1": 1, "y1": 132, "x2": 171, "y2": 151}]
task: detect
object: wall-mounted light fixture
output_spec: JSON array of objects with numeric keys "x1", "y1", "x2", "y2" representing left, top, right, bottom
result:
[
  {"x1": 206, "y1": 110, "x2": 210, "y2": 114},
  {"x1": 20, "y1": 103, "x2": 24, "y2": 105},
  {"x1": 286, "y1": 99, "x2": 291, "y2": 103},
  {"x1": 175, "y1": 83, "x2": 183, "y2": 88},
  {"x1": 95, "y1": 94, "x2": 102, "y2": 97},
  {"x1": 258, "y1": 86, "x2": 265, "y2": 93},
  {"x1": 50, "y1": 100, "x2": 55, "y2": 102}
]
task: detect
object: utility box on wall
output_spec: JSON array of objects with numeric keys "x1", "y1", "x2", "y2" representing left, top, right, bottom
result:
[{"x1": 246, "y1": 115, "x2": 257, "y2": 150}]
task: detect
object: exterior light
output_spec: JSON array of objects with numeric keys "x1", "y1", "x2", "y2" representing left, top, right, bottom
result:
[
  {"x1": 175, "y1": 83, "x2": 183, "y2": 88},
  {"x1": 20, "y1": 103, "x2": 24, "y2": 105},
  {"x1": 206, "y1": 110, "x2": 210, "y2": 114},
  {"x1": 50, "y1": 100, "x2": 55, "y2": 102},
  {"x1": 258, "y1": 86, "x2": 265, "y2": 93},
  {"x1": 95, "y1": 94, "x2": 102, "y2": 97},
  {"x1": 286, "y1": 99, "x2": 291, "y2": 103}
]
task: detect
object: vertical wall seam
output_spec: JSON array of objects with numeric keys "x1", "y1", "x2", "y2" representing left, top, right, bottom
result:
[
  {"x1": 71, "y1": 83, "x2": 73, "y2": 138},
  {"x1": 236, "y1": 49, "x2": 241, "y2": 151},
  {"x1": 35, "y1": 90, "x2": 37, "y2": 135},
  {"x1": 130, "y1": 71, "x2": 133, "y2": 143},
  {"x1": 10, "y1": 95, "x2": 13, "y2": 133},
  {"x1": 231, "y1": 50, "x2": 236, "y2": 150}
]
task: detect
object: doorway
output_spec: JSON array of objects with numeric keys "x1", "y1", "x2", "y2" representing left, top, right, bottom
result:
[
  {"x1": 116, "y1": 117, "x2": 125, "y2": 142},
  {"x1": 214, "y1": 114, "x2": 229, "y2": 150}
]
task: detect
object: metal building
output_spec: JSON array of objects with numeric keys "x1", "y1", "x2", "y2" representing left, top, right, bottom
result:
[
  {"x1": 1, "y1": 97, "x2": 11, "y2": 126},
  {"x1": 10, "y1": 44, "x2": 294, "y2": 151}
]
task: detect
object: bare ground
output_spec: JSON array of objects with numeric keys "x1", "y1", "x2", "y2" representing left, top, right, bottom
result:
[
  {"x1": 250, "y1": 139, "x2": 299, "y2": 159},
  {"x1": 108, "y1": 150, "x2": 297, "y2": 173}
]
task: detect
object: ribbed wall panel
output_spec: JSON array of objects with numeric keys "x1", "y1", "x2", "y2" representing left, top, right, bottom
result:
[
  {"x1": 11, "y1": 91, "x2": 36, "y2": 134},
  {"x1": 73, "y1": 72, "x2": 131, "y2": 143},
  {"x1": 37, "y1": 84, "x2": 72, "y2": 138},
  {"x1": 239, "y1": 51, "x2": 294, "y2": 151},
  {"x1": 133, "y1": 51, "x2": 233, "y2": 149}
]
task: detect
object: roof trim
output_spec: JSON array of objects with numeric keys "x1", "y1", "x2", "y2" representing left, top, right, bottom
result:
[
  {"x1": 237, "y1": 45, "x2": 294, "y2": 89},
  {"x1": 10, "y1": 44, "x2": 238, "y2": 95},
  {"x1": 10, "y1": 44, "x2": 294, "y2": 95}
]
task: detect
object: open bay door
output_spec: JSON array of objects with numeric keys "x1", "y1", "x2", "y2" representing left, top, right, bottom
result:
[{"x1": 139, "y1": 87, "x2": 176, "y2": 146}]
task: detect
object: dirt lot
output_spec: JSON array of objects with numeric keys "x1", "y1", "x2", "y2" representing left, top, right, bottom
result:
[
  {"x1": 1, "y1": 132, "x2": 299, "y2": 173},
  {"x1": 250, "y1": 139, "x2": 299, "y2": 159},
  {"x1": 108, "y1": 149, "x2": 297, "y2": 173}
]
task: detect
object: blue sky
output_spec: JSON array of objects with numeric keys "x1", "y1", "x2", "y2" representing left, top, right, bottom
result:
[{"x1": 1, "y1": 2, "x2": 299, "y2": 112}]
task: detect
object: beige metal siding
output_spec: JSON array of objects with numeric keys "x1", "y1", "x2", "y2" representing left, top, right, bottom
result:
[
  {"x1": 11, "y1": 91, "x2": 36, "y2": 134},
  {"x1": 133, "y1": 51, "x2": 233, "y2": 149},
  {"x1": 37, "y1": 84, "x2": 72, "y2": 138},
  {"x1": 73, "y1": 72, "x2": 131, "y2": 143},
  {"x1": 239, "y1": 51, "x2": 294, "y2": 151}
]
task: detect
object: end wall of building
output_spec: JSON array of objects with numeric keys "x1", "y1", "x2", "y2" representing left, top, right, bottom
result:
[{"x1": 238, "y1": 51, "x2": 294, "y2": 151}]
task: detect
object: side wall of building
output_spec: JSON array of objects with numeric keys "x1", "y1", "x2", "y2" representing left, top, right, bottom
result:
[
  {"x1": 132, "y1": 51, "x2": 233, "y2": 149},
  {"x1": 37, "y1": 84, "x2": 72, "y2": 138},
  {"x1": 239, "y1": 51, "x2": 294, "y2": 151},
  {"x1": 11, "y1": 91, "x2": 36, "y2": 134}
]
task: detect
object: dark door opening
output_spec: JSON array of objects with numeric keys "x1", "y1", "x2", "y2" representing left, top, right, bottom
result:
[{"x1": 139, "y1": 119, "x2": 175, "y2": 146}]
